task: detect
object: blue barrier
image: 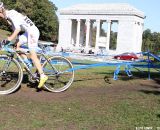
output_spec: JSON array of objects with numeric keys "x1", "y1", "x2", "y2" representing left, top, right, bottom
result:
[
  {"x1": 2, "y1": 44, "x2": 160, "y2": 81},
  {"x1": 66, "y1": 51, "x2": 160, "y2": 80}
]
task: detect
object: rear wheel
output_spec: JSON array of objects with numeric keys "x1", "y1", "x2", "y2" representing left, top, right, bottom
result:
[
  {"x1": 0, "y1": 55, "x2": 23, "y2": 95},
  {"x1": 42, "y1": 56, "x2": 74, "y2": 92}
]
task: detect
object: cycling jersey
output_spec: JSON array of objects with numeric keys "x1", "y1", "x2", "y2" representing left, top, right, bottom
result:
[
  {"x1": 5, "y1": 9, "x2": 40, "y2": 51},
  {"x1": 6, "y1": 10, "x2": 35, "y2": 31}
]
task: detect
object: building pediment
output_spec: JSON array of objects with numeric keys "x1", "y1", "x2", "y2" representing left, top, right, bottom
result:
[{"x1": 60, "y1": 3, "x2": 145, "y2": 18}]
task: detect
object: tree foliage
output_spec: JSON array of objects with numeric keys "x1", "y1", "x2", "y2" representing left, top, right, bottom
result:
[
  {"x1": 0, "y1": 0, "x2": 59, "y2": 41},
  {"x1": 110, "y1": 31, "x2": 117, "y2": 50},
  {"x1": 142, "y1": 29, "x2": 160, "y2": 54}
]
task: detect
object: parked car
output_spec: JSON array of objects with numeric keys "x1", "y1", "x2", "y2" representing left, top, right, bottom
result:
[{"x1": 114, "y1": 52, "x2": 138, "y2": 61}]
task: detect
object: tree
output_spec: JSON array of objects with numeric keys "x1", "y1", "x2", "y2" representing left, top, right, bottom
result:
[
  {"x1": 151, "y1": 32, "x2": 160, "y2": 53},
  {"x1": 142, "y1": 29, "x2": 152, "y2": 52},
  {"x1": 0, "y1": 0, "x2": 59, "y2": 41},
  {"x1": 142, "y1": 29, "x2": 160, "y2": 54},
  {"x1": 109, "y1": 31, "x2": 117, "y2": 50}
]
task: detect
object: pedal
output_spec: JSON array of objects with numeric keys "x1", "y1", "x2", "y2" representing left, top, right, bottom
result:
[{"x1": 29, "y1": 73, "x2": 39, "y2": 83}]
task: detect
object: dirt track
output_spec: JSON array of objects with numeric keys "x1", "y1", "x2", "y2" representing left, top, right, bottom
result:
[
  {"x1": 8, "y1": 78, "x2": 160, "y2": 102},
  {"x1": 1, "y1": 75, "x2": 160, "y2": 130}
]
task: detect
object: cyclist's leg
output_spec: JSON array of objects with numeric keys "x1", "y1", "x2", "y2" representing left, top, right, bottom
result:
[
  {"x1": 28, "y1": 27, "x2": 48, "y2": 88},
  {"x1": 16, "y1": 33, "x2": 28, "y2": 59},
  {"x1": 17, "y1": 33, "x2": 27, "y2": 50}
]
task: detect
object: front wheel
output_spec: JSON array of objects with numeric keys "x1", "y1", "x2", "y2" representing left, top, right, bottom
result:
[
  {"x1": 42, "y1": 56, "x2": 74, "y2": 92},
  {"x1": 0, "y1": 55, "x2": 23, "y2": 95}
]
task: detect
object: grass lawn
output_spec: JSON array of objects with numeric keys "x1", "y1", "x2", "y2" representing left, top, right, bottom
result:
[
  {"x1": 0, "y1": 66, "x2": 160, "y2": 130},
  {"x1": 0, "y1": 29, "x2": 10, "y2": 40},
  {"x1": 0, "y1": 29, "x2": 160, "y2": 129}
]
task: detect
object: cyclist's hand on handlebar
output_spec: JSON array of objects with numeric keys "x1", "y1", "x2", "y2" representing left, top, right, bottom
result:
[
  {"x1": 1, "y1": 39, "x2": 11, "y2": 45},
  {"x1": 0, "y1": 39, "x2": 11, "y2": 49}
]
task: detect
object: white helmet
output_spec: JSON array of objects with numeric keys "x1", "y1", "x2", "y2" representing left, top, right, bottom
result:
[{"x1": 0, "y1": 2, "x2": 3, "y2": 8}]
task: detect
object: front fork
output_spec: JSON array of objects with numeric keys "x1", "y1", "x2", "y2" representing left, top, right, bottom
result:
[
  {"x1": 2, "y1": 54, "x2": 14, "y2": 72},
  {"x1": 0, "y1": 54, "x2": 14, "y2": 81}
]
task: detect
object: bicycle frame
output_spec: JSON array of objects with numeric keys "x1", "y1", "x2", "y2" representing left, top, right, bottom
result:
[
  {"x1": 0, "y1": 41, "x2": 74, "y2": 94},
  {"x1": 2, "y1": 42, "x2": 58, "y2": 81}
]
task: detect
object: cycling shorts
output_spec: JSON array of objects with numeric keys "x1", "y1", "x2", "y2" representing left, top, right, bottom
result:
[{"x1": 18, "y1": 26, "x2": 40, "y2": 51}]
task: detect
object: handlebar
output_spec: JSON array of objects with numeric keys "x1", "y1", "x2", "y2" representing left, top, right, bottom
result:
[
  {"x1": 0, "y1": 40, "x2": 14, "y2": 47},
  {"x1": 0, "y1": 40, "x2": 52, "y2": 54},
  {"x1": 0, "y1": 40, "x2": 15, "y2": 53}
]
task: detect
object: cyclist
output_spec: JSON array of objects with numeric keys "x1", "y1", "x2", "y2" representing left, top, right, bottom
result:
[{"x1": 0, "y1": 2, "x2": 48, "y2": 89}]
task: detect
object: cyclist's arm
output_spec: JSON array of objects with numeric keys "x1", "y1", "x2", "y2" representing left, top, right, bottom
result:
[{"x1": 8, "y1": 29, "x2": 21, "y2": 41}]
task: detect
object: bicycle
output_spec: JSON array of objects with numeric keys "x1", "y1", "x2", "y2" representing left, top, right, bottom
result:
[{"x1": 0, "y1": 41, "x2": 74, "y2": 95}]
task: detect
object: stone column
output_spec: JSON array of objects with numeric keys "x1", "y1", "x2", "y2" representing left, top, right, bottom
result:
[
  {"x1": 95, "y1": 20, "x2": 100, "y2": 50},
  {"x1": 76, "y1": 19, "x2": 81, "y2": 47},
  {"x1": 57, "y1": 18, "x2": 72, "y2": 51},
  {"x1": 106, "y1": 20, "x2": 111, "y2": 51},
  {"x1": 85, "y1": 19, "x2": 91, "y2": 49}
]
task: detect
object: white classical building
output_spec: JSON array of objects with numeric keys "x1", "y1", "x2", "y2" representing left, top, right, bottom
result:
[{"x1": 57, "y1": 3, "x2": 145, "y2": 55}]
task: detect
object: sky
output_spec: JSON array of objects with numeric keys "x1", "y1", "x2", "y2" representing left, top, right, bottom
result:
[{"x1": 51, "y1": 0, "x2": 160, "y2": 32}]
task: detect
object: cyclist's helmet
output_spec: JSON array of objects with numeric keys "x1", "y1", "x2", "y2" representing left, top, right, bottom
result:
[{"x1": 0, "y1": 2, "x2": 3, "y2": 9}]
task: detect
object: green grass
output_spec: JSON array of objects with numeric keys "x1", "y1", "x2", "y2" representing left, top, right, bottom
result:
[
  {"x1": 0, "y1": 29, "x2": 10, "y2": 40},
  {"x1": 0, "y1": 66, "x2": 160, "y2": 129},
  {"x1": 0, "y1": 28, "x2": 160, "y2": 129}
]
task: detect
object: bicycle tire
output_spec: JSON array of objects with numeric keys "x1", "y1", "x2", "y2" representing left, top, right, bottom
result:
[
  {"x1": 42, "y1": 56, "x2": 74, "y2": 92},
  {"x1": 0, "y1": 55, "x2": 23, "y2": 95}
]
